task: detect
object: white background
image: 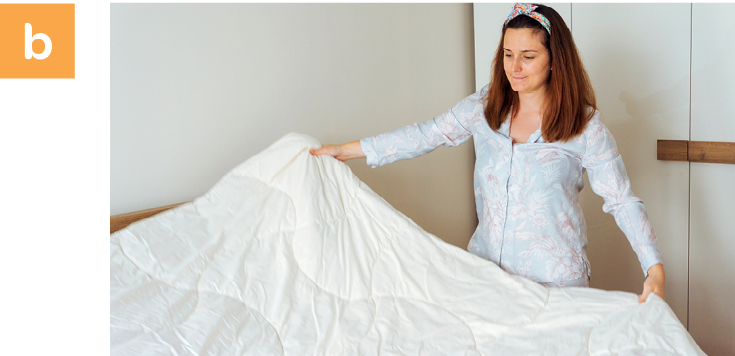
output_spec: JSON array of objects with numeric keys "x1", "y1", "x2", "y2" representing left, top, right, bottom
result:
[{"x1": 0, "y1": 0, "x2": 109, "y2": 354}]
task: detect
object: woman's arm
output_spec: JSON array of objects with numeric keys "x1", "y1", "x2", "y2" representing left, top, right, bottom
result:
[
  {"x1": 312, "y1": 86, "x2": 488, "y2": 168},
  {"x1": 310, "y1": 141, "x2": 365, "y2": 161},
  {"x1": 582, "y1": 113, "x2": 665, "y2": 302}
]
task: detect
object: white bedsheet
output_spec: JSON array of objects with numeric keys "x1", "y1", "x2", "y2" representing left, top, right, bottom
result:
[{"x1": 111, "y1": 133, "x2": 704, "y2": 355}]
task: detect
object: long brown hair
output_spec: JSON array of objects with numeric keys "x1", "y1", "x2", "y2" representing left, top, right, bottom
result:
[{"x1": 483, "y1": 4, "x2": 597, "y2": 142}]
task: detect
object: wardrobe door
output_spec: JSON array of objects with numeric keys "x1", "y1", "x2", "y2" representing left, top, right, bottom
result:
[
  {"x1": 688, "y1": 4, "x2": 735, "y2": 355},
  {"x1": 573, "y1": 4, "x2": 691, "y2": 325},
  {"x1": 473, "y1": 3, "x2": 570, "y2": 92}
]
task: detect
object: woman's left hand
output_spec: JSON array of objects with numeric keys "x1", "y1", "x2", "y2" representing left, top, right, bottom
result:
[{"x1": 640, "y1": 263, "x2": 665, "y2": 303}]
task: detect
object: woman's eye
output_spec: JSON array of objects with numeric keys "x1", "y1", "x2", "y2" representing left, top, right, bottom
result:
[
  {"x1": 524, "y1": 56, "x2": 534, "y2": 60},
  {"x1": 505, "y1": 54, "x2": 512, "y2": 58}
]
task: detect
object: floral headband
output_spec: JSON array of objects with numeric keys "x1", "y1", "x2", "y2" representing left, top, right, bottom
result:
[{"x1": 504, "y1": 3, "x2": 551, "y2": 34}]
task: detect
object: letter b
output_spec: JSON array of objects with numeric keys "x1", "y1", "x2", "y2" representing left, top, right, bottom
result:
[{"x1": 25, "y1": 23, "x2": 52, "y2": 60}]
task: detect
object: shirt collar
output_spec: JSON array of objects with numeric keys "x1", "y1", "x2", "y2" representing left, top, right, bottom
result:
[
  {"x1": 499, "y1": 117, "x2": 545, "y2": 143},
  {"x1": 528, "y1": 126, "x2": 544, "y2": 143},
  {"x1": 499, "y1": 119, "x2": 511, "y2": 137}
]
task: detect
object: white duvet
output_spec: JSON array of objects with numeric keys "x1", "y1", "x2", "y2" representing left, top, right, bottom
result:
[{"x1": 111, "y1": 133, "x2": 704, "y2": 355}]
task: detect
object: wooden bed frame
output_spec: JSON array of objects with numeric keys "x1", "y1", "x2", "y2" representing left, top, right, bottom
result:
[{"x1": 110, "y1": 202, "x2": 188, "y2": 234}]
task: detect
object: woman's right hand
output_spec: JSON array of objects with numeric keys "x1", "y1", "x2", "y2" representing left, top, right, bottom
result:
[{"x1": 310, "y1": 141, "x2": 365, "y2": 162}]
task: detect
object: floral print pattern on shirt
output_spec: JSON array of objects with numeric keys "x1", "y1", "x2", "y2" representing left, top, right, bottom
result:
[{"x1": 360, "y1": 84, "x2": 662, "y2": 287}]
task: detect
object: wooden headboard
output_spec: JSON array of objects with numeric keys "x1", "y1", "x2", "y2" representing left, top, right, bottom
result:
[{"x1": 110, "y1": 202, "x2": 188, "y2": 234}]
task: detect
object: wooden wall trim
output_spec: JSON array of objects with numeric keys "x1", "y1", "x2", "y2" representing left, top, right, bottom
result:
[
  {"x1": 110, "y1": 202, "x2": 188, "y2": 234},
  {"x1": 657, "y1": 140, "x2": 688, "y2": 161},
  {"x1": 688, "y1": 141, "x2": 735, "y2": 164},
  {"x1": 657, "y1": 140, "x2": 735, "y2": 165}
]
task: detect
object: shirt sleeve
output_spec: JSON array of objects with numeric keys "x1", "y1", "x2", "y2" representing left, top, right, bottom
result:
[
  {"x1": 360, "y1": 85, "x2": 488, "y2": 168},
  {"x1": 582, "y1": 112, "x2": 663, "y2": 276}
]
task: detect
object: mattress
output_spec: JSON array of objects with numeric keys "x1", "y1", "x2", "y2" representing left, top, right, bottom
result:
[{"x1": 110, "y1": 133, "x2": 704, "y2": 355}]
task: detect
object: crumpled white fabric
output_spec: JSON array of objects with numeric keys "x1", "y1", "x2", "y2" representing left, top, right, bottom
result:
[{"x1": 110, "y1": 133, "x2": 704, "y2": 355}]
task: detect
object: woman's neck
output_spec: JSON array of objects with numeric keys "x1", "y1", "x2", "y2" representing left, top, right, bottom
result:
[{"x1": 517, "y1": 88, "x2": 547, "y2": 115}]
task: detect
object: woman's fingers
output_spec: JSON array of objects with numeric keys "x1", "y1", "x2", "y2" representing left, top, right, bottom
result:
[
  {"x1": 310, "y1": 145, "x2": 343, "y2": 159},
  {"x1": 310, "y1": 141, "x2": 365, "y2": 162},
  {"x1": 310, "y1": 145, "x2": 335, "y2": 156},
  {"x1": 639, "y1": 285, "x2": 664, "y2": 303},
  {"x1": 639, "y1": 285, "x2": 653, "y2": 303}
]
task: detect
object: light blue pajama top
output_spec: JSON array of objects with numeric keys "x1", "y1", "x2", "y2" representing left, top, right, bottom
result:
[{"x1": 360, "y1": 84, "x2": 662, "y2": 287}]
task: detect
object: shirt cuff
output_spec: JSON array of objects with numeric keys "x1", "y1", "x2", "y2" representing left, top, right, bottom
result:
[
  {"x1": 360, "y1": 137, "x2": 379, "y2": 168},
  {"x1": 640, "y1": 252, "x2": 663, "y2": 277}
]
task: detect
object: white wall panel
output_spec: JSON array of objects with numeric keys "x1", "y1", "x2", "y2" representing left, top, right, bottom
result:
[
  {"x1": 573, "y1": 4, "x2": 691, "y2": 325},
  {"x1": 473, "y1": 3, "x2": 570, "y2": 92},
  {"x1": 689, "y1": 4, "x2": 735, "y2": 354},
  {"x1": 691, "y1": 4, "x2": 735, "y2": 143},
  {"x1": 689, "y1": 164, "x2": 735, "y2": 355}
]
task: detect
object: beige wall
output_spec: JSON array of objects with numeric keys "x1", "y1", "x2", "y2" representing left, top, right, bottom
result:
[{"x1": 111, "y1": 4, "x2": 477, "y2": 248}]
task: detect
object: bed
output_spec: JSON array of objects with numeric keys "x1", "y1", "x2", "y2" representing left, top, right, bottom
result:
[{"x1": 110, "y1": 133, "x2": 704, "y2": 355}]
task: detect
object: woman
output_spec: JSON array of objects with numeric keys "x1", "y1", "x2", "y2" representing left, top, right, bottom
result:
[{"x1": 310, "y1": 3, "x2": 665, "y2": 303}]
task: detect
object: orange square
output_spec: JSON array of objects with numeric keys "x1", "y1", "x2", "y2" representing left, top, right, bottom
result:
[{"x1": 0, "y1": 4, "x2": 75, "y2": 78}]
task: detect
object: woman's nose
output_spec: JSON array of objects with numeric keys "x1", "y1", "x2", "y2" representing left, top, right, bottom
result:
[{"x1": 512, "y1": 58, "x2": 522, "y2": 72}]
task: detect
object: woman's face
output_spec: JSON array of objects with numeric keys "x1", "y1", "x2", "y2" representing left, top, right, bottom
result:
[{"x1": 503, "y1": 28, "x2": 551, "y2": 96}]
